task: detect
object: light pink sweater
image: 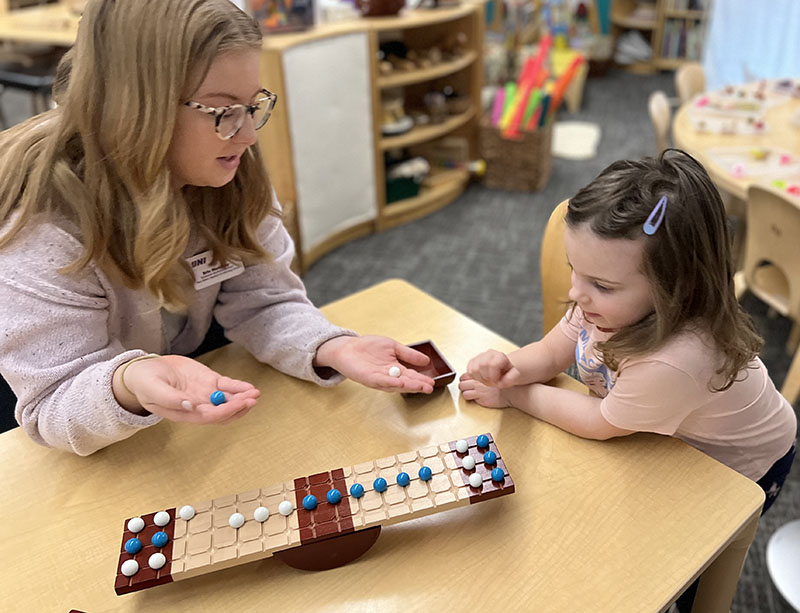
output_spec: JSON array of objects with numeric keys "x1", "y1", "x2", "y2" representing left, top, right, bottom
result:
[
  {"x1": 561, "y1": 307, "x2": 797, "y2": 480},
  {"x1": 0, "y1": 208, "x2": 353, "y2": 455}
]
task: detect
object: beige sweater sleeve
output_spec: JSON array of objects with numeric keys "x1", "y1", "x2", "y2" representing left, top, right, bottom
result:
[
  {"x1": 0, "y1": 223, "x2": 162, "y2": 456},
  {"x1": 214, "y1": 210, "x2": 356, "y2": 385},
  {"x1": 0, "y1": 210, "x2": 357, "y2": 456}
]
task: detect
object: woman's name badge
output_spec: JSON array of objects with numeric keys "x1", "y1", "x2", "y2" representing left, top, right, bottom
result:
[{"x1": 187, "y1": 250, "x2": 244, "y2": 290}]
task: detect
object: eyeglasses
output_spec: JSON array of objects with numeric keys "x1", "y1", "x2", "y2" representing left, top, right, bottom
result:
[{"x1": 185, "y1": 88, "x2": 278, "y2": 140}]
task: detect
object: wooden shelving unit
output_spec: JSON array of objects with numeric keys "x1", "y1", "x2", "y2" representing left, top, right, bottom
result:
[
  {"x1": 380, "y1": 169, "x2": 469, "y2": 230},
  {"x1": 652, "y1": 0, "x2": 708, "y2": 69},
  {"x1": 257, "y1": 2, "x2": 485, "y2": 272},
  {"x1": 376, "y1": 50, "x2": 478, "y2": 89},
  {"x1": 370, "y1": 5, "x2": 485, "y2": 232},
  {"x1": 611, "y1": 0, "x2": 708, "y2": 74},
  {"x1": 379, "y1": 107, "x2": 476, "y2": 151}
]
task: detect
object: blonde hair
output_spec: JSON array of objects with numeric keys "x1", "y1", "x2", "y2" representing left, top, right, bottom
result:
[
  {"x1": 0, "y1": 0, "x2": 274, "y2": 310},
  {"x1": 567, "y1": 150, "x2": 762, "y2": 391}
]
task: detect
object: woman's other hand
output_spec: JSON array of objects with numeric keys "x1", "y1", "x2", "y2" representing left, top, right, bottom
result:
[
  {"x1": 315, "y1": 335, "x2": 435, "y2": 394},
  {"x1": 113, "y1": 355, "x2": 260, "y2": 424}
]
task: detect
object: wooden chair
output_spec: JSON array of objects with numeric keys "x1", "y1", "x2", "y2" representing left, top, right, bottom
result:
[
  {"x1": 675, "y1": 62, "x2": 706, "y2": 105},
  {"x1": 647, "y1": 90, "x2": 671, "y2": 154},
  {"x1": 540, "y1": 199, "x2": 572, "y2": 336},
  {"x1": 735, "y1": 184, "x2": 800, "y2": 403}
]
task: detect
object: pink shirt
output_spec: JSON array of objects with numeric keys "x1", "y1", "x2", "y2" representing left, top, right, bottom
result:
[{"x1": 559, "y1": 307, "x2": 797, "y2": 481}]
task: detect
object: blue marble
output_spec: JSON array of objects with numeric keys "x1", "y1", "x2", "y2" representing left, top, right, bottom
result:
[
  {"x1": 151, "y1": 531, "x2": 169, "y2": 548},
  {"x1": 326, "y1": 488, "x2": 342, "y2": 504},
  {"x1": 302, "y1": 494, "x2": 318, "y2": 510},
  {"x1": 418, "y1": 466, "x2": 433, "y2": 481},
  {"x1": 491, "y1": 467, "x2": 505, "y2": 482},
  {"x1": 124, "y1": 537, "x2": 142, "y2": 555},
  {"x1": 483, "y1": 450, "x2": 497, "y2": 465},
  {"x1": 476, "y1": 434, "x2": 490, "y2": 449},
  {"x1": 373, "y1": 477, "x2": 388, "y2": 493},
  {"x1": 209, "y1": 390, "x2": 226, "y2": 406},
  {"x1": 396, "y1": 472, "x2": 410, "y2": 487},
  {"x1": 349, "y1": 483, "x2": 365, "y2": 498}
]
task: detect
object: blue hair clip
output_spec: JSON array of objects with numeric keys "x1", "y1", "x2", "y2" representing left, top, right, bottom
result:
[{"x1": 643, "y1": 196, "x2": 667, "y2": 235}]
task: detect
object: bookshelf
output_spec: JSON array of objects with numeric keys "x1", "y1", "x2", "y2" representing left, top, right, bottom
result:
[
  {"x1": 653, "y1": 0, "x2": 708, "y2": 69},
  {"x1": 611, "y1": 0, "x2": 708, "y2": 73},
  {"x1": 610, "y1": 0, "x2": 659, "y2": 74},
  {"x1": 257, "y1": 2, "x2": 485, "y2": 272}
]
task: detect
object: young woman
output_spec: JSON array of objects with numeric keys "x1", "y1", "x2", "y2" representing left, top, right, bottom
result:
[{"x1": 0, "y1": 0, "x2": 434, "y2": 456}]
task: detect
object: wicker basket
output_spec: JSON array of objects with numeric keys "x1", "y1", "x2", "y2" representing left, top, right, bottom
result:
[{"x1": 479, "y1": 119, "x2": 553, "y2": 191}]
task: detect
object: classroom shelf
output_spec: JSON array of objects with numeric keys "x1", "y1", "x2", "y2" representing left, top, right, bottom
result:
[
  {"x1": 655, "y1": 56, "x2": 687, "y2": 70},
  {"x1": 379, "y1": 107, "x2": 476, "y2": 151},
  {"x1": 612, "y1": 0, "x2": 708, "y2": 73},
  {"x1": 610, "y1": 13, "x2": 657, "y2": 30},
  {"x1": 377, "y1": 50, "x2": 478, "y2": 89},
  {"x1": 257, "y1": 1, "x2": 485, "y2": 271},
  {"x1": 380, "y1": 168, "x2": 469, "y2": 230},
  {"x1": 663, "y1": 9, "x2": 704, "y2": 18}
]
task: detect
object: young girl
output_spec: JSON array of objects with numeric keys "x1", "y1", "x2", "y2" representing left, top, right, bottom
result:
[
  {"x1": 0, "y1": 0, "x2": 435, "y2": 457},
  {"x1": 459, "y1": 150, "x2": 796, "y2": 514}
]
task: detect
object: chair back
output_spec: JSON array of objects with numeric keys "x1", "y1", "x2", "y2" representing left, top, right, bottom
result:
[
  {"x1": 675, "y1": 62, "x2": 706, "y2": 104},
  {"x1": 742, "y1": 184, "x2": 800, "y2": 320},
  {"x1": 647, "y1": 90, "x2": 671, "y2": 154},
  {"x1": 540, "y1": 199, "x2": 572, "y2": 335}
]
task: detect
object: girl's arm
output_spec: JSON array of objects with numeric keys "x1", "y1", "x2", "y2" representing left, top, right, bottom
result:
[
  {"x1": 467, "y1": 321, "x2": 577, "y2": 389},
  {"x1": 505, "y1": 384, "x2": 635, "y2": 440},
  {"x1": 507, "y1": 322, "x2": 578, "y2": 384}
]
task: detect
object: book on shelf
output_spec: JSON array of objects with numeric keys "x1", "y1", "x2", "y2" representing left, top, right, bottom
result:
[{"x1": 660, "y1": 18, "x2": 704, "y2": 60}]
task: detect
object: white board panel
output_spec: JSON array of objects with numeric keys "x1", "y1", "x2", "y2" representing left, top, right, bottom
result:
[{"x1": 282, "y1": 33, "x2": 377, "y2": 254}]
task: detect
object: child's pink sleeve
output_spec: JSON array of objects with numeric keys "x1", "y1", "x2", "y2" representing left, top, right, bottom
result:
[
  {"x1": 558, "y1": 306, "x2": 581, "y2": 342},
  {"x1": 600, "y1": 359, "x2": 702, "y2": 434}
]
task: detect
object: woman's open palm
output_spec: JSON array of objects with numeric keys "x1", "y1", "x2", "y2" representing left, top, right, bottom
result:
[{"x1": 123, "y1": 355, "x2": 260, "y2": 424}]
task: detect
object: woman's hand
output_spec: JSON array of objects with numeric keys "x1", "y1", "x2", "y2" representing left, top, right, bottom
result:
[
  {"x1": 114, "y1": 355, "x2": 260, "y2": 424},
  {"x1": 465, "y1": 349, "x2": 522, "y2": 388},
  {"x1": 457, "y1": 372, "x2": 511, "y2": 409},
  {"x1": 315, "y1": 335, "x2": 435, "y2": 394}
]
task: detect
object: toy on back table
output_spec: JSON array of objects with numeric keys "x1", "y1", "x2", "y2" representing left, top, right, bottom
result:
[
  {"x1": 114, "y1": 433, "x2": 515, "y2": 595},
  {"x1": 706, "y1": 146, "x2": 800, "y2": 179}
]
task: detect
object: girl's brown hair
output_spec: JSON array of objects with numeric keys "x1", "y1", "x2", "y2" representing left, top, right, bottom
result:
[
  {"x1": 0, "y1": 0, "x2": 274, "y2": 310},
  {"x1": 566, "y1": 149, "x2": 762, "y2": 390}
]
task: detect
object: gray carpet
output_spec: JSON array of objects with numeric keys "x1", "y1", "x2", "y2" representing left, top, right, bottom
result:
[{"x1": 300, "y1": 69, "x2": 799, "y2": 612}]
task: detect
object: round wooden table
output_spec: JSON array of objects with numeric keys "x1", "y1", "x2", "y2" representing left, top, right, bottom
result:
[{"x1": 672, "y1": 88, "x2": 800, "y2": 200}]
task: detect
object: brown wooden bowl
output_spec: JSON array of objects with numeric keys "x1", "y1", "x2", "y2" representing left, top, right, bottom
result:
[{"x1": 402, "y1": 340, "x2": 456, "y2": 389}]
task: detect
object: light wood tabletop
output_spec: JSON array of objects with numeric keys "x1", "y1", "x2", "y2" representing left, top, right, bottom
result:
[
  {"x1": 0, "y1": 1, "x2": 80, "y2": 46},
  {"x1": 0, "y1": 279, "x2": 764, "y2": 612},
  {"x1": 673, "y1": 87, "x2": 800, "y2": 200}
]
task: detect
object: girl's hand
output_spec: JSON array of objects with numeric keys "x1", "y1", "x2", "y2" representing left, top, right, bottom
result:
[
  {"x1": 465, "y1": 349, "x2": 522, "y2": 388},
  {"x1": 315, "y1": 335, "x2": 435, "y2": 394},
  {"x1": 458, "y1": 373, "x2": 511, "y2": 409},
  {"x1": 116, "y1": 355, "x2": 261, "y2": 424}
]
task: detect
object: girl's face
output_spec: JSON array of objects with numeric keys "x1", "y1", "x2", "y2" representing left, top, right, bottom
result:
[
  {"x1": 564, "y1": 223, "x2": 655, "y2": 331},
  {"x1": 167, "y1": 49, "x2": 261, "y2": 188}
]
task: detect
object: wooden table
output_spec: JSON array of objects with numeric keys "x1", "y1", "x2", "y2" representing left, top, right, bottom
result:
[
  {"x1": 0, "y1": 2, "x2": 79, "y2": 46},
  {"x1": 673, "y1": 89, "x2": 800, "y2": 200},
  {"x1": 0, "y1": 280, "x2": 764, "y2": 612}
]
